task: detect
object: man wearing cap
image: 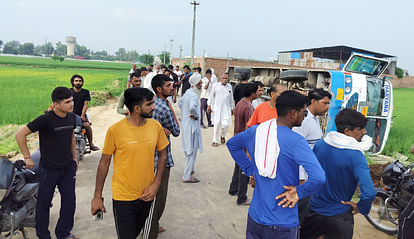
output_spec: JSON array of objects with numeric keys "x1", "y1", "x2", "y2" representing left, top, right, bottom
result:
[{"x1": 179, "y1": 73, "x2": 203, "y2": 183}]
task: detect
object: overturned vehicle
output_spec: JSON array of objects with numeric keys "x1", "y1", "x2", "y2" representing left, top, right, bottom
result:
[{"x1": 228, "y1": 53, "x2": 392, "y2": 154}]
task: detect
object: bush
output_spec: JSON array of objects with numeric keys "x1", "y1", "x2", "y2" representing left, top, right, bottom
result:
[{"x1": 395, "y1": 67, "x2": 404, "y2": 78}]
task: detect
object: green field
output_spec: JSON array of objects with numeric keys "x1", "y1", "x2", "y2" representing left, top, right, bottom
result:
[
  {"x1": 0, "y1": 55, "x2": 132, "y2": 70},
  {"x1": 382, "y1": 88, "x2": 414, "y2": 160},
  {"x1": 0, "y1": 56, "x2": 132, "y2": 154}
]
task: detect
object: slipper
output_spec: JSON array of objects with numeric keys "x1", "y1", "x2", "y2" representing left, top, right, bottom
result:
[
  {"x1": 182, "y1": 178, "x2": 200, "y2": 183},
  {"x1": 212, "y1": 143, "x2": 219, "y2": 147},
  {"x1": 64, "y1": 235, "x2": 80, "y2": 239},
  {"x1": 221, "y1": 137, "x2": 226, "y2": 144},
  {"x1": 158, "y1": 227, "x2": 166, "y2": 233},
  {"x1": 90, "y1": 145, "x2": 100, "y2": 151}
]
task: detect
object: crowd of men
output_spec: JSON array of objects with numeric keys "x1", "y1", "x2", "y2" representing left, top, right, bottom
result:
[{"x1": 15, "y1": 63, "x2": 414, "y2": 239}]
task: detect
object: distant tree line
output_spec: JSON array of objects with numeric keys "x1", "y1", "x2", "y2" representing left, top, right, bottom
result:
[{"x1": 0, "y1": 39, "x2": 170, "y2": 65}]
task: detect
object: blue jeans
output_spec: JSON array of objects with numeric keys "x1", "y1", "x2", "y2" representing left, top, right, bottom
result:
[
  {"x1": 246, "y1": 214, "x2": 299, "y2": 239},
  {"x1": 36, "y1": 161, "x2": 77, "y2": 239}
]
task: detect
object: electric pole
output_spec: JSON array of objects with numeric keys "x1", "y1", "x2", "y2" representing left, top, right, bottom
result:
[
  {"x1": 179, "y1": 45, "x2": 183, "y2": 59},
  {"x1": 190, "y1": 0, "x2": 199, "y2": 66},
  {"x1": 169, "y1": 39, "x2": 174, "y2": 64}
]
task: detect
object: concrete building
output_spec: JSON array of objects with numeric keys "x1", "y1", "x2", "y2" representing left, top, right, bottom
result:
[
  {"x1": 66, "y1": 36, "x2": 76, "y2": 56},
  {"x1": 278, "y1": 45, "x2": 397, "y2": 75}
]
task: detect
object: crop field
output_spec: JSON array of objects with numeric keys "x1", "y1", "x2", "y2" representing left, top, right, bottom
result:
[
  {"x1": 0, "y1": 56, "x2": 132, "y2": 154},
  {"x1": 382, "y1": 88, "x2": 414, "y2": 159},
  {"x1": 0, "y1": 55, "x2": 132, "y2": 70}
]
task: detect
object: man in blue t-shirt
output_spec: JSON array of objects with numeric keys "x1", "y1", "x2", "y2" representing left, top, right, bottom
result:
[
  {"x1": 300, "y1": 109, "x2": 376, "y2": 239},
  {"x1": 227, "y1": 90, "x2": 325, "y2": 239}
]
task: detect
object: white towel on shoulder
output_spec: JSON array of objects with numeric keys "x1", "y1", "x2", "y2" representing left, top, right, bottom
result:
[
  {"x1": 324, "y1": 131, "x2": 372, "y2": 154},
  {"x1": 254, "y1": 119, "x2": 279, "y2": 179}
]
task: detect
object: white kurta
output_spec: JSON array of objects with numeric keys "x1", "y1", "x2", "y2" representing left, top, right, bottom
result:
[
  {"x1": 208, "y1": 83, "x2": 234, "y2": 126},
  {"x1": 179, "y1": 88, "x2": 203, "y2": 154}
]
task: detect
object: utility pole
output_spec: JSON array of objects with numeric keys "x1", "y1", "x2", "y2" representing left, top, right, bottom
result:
[
  {"x1": 190, "y1": 1, "x2": 199, "y2": 66},
  {"x1": 169, "y1": 39, "x2": 174, "y2": 64},
  {"x1": 179, "y1": 45, "x2": 183, "y2": 59}
]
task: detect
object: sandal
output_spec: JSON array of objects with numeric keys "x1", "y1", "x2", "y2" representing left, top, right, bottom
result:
[
  {"x1": 64, "y1": 235, "x2": 80, "y2": 239},
  {"x1": 221, "y1": 137, "x2": 226, "y2": 144},
  {"x1": 182, "y1": 178, "x2": 200, "y2": 183},
  {"x1": 90, "y1": 145, "x2": 100, "y2": 151},
  {"x1": 212, "y1": 143, "x2": 219, "y2": 147},
  {"x1": 158, "y1": 226, "x2": 166, "y2": 233}
]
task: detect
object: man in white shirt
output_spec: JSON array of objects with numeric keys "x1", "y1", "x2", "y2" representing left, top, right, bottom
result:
[
  {"x1": 292, "y1": 88, "x2": 331, "y2": 224},
  {"x1": 207, "y1": 74, "x2": 234, "y2": 147},
  {"x1": 200, "y1": 69, "x2": 217, "y2": 128}
]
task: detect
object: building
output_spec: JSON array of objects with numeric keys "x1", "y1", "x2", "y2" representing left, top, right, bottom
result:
[{"x1": 278, "y1": 45, "x2": 397, "y2": 75}]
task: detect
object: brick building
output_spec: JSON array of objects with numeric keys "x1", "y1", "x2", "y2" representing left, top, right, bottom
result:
[{"x1": 172, "y1": 57, "x2": 281, "y2": 78}]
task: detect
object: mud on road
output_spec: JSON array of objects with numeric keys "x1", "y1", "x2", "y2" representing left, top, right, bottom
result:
[{"x1": 16, "y1": 99, "x2": 396, "y2": 239}]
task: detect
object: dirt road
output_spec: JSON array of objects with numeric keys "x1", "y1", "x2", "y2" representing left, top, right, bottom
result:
[{"x1": 18, "y1": 100, "x2": 396, "y2": 239}]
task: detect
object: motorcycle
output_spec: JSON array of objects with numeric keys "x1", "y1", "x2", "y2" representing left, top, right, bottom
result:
[
  {"x1": 74, "y1": 115, "x2": 90, "y2": 162},
  {"x1": 365, "y1": 160, "x2": 414, "y2": 235},
  {"x1": 0, "y1": 158, "x2": 38, "y2": 238}
]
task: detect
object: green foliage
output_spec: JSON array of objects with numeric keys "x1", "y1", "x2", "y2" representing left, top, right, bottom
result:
[
  {"x1": 75, "y1": 44, "x2": 90, "y2": 57},
  {"x1": 395, "y1": 67, "x2": 404, "y2": 78},
  {"x1": 34, "y1": 42, "x2": 54, "y2": 56},
  {"x1": 139, "y1": 54, "x2": 154, "y2": 65},
  {"x1": 55, "y1": 41, "x2": 67, "y2": 56},
  {"x1": 0, "y1": 55, "x2": 132, "y2": 70},
  {"x1": 19, "y1": 43, "x2": 35, "y2": 55},
  {"x1": 382, "y1": 88, "x2": 414, "y2": 161},
  {"x1": 158, "y1": 51, "x2": 170, "y2": 65},
  {"x1": 3, "y1": 40, "x2": 21, "y2": 54},
  {"x1": 0, "y1": 58, "x2": 128, "y2": 125}
]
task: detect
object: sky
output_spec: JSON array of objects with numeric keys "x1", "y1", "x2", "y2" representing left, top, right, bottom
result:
[{"x1": 1, "y1": 0, "x2": 413, "y2": 74}]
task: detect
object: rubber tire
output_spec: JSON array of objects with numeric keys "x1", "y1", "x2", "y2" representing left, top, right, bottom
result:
[
  {"x1": 364, "y1": 191, "x2": 398, "y2": 235},
  {"x1": 280, "y1": 70, "x2": 308, "y2": 81}
]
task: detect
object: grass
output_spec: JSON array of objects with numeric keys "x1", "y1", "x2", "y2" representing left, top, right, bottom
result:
[
  {"x1": 0, "y1": 55, "x2": 133, "y2": 70},
  {"x1": 382, "y1": 88, "x2": 414, "y2": 161},
  {"x1": 0, "y1": 65, "x2": 127, "y2": 125}
]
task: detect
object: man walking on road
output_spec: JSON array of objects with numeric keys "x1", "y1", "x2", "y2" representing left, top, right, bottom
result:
[
  {"x1": 228, "y1": 83, "x2": 258, "y2": 205},
  {"x1": 208, "y1": 74, "x2": 234, "y2": 147},
  {"x1": 179, "y1": 73, "x2": 203, "y2": 183},
  {"x1": 91, "y1": 88, "x2": 169, "y2": 239},
  {"x1": 226, "y1": 90, "x2": 325, "y2": 239},
  {"x1": 200, "y1": 69, "x2": 215, "y2": 128},
  {"x1": 300, "y1": 109, "x2": 376, "y2": 239},
  {"x1": 70, "y1": 74, "x2": 99, "y2": 151},
  {"x1": 143, "y1": 74, "x2": 180, "y2": 239},
  {"x1": 16, "y1": 87, "x2": 79, "y2": 239}
]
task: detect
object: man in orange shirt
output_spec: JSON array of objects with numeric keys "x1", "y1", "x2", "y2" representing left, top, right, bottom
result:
[{"x1": 247, "y1": 84, "x2": 286, "y2": 127}]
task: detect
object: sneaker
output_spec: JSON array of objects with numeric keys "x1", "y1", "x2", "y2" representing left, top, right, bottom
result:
[{"x1": 208, "y1": 124, "x2": 214, "y2": 127}]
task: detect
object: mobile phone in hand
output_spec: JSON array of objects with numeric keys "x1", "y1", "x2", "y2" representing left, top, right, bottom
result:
[{"x1": 95, "y1": 197, "x2": 104, "y2": 221}]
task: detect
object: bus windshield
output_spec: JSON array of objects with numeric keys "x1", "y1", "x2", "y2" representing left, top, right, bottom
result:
[{"x1": 345, "y1": 55, "x2": 389, "y2": 77}]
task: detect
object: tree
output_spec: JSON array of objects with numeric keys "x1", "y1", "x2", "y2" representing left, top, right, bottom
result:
[
  {"x1": 158, "y1": 51, "x2": 170, "y2": 65},
  {"x1": 395, "y1": 67, "x2": 404, "y2": 79},
  {"x1": 3, "y1": 41, "x2": 21, "y2": 54},
  {"x1": 19, "y1": 42, "x2": 35, "y2": 55},
  {"x1": 0, "y1": 40, "x2": 3, "y2": 52},
  {"x1": 115, "y1": 48, "x2": 127, "y2": 60},
  {"x1": 139, "y1": 54, "x2": 154, "y2": 65},
  {"x1": 75, "y1": 44, "x2": 90, "y2": 57},
  {"x1": 55, "y1": 42, "x2": 67, "y2": 56},
  {"x1": 127, "y1": 50, "x2": 139, "y2": 61}
]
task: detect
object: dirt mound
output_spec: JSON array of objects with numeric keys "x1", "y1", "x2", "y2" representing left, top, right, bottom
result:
[{"x1": 369, "y1": 163, "x2": 390, "y2": 188}]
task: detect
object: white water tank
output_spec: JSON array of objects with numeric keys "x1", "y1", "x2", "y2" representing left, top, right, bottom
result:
[{"x1": 66, "y1": 36, "x2": 76, "y2": 56}]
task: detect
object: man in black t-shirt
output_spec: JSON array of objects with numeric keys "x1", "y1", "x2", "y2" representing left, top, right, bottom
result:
[
  {"x1": 70, "y1": 74, "x2": 99, "y2": 151},
  {"x1": 16, "y1": 87, "x2": 78, "y2": 239},
  {"x1": 180, "y1": 65, "x2": 192, "y2": 96}
]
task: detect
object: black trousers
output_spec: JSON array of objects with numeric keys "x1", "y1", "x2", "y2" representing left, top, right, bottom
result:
[
  {"x1": 300, "y1": 208, "x2": 354, "y2": 239},
  {"x1": 113, "y1": 198, "x2": 152, "y2": 239},
  {"x1": 229, "y1": 163, "x2": 249, "y2": 204},
  {"x1": 200, "y1": 98, "x2": 212, "y2": 126},
  {"x1": 398, "y1": 197, "x2": 414, "y2": 239},
  {"x1": 36, "y1": 161, "x2": 77, "y2": 239}
]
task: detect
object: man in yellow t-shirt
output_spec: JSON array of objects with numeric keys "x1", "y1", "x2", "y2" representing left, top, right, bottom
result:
[{"x1": 91, "y1": 88, "x2": 169, "y2": 239}]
